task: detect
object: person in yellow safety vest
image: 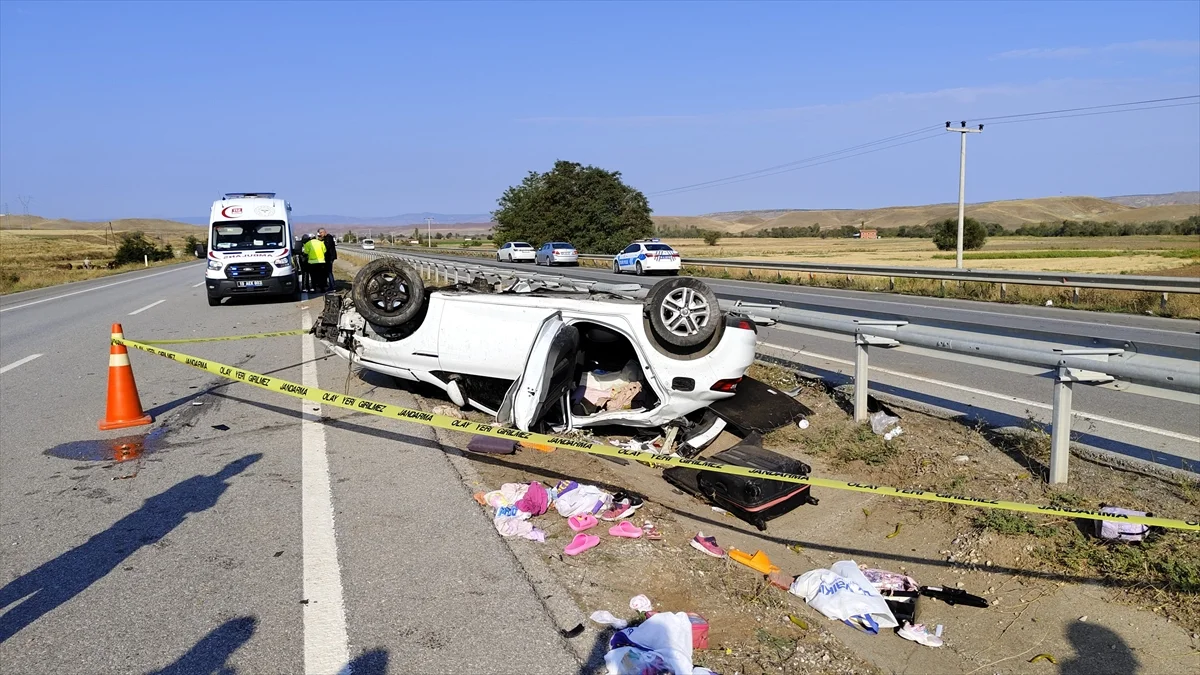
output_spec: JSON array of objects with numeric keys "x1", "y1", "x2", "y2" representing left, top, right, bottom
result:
[{"x1": 302, "y1": 235, "x2": 329, "y2": 293}]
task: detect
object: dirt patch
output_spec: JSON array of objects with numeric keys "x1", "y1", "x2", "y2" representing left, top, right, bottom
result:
[{"x1": 444, "y1": 363, "x2": 1200, "y2": 674}]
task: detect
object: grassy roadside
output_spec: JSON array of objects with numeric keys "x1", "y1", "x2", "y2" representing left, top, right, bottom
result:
[{"x1": 0, "y1": 229, "x2": 197, "y2": 295}]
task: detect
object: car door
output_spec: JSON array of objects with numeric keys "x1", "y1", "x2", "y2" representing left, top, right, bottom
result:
[
  {"x1": 499, "y1": 243, "x2": 510, "y2": 261},
  {"x1": 618, "y1": 244, "x2": 639, "y2": 270},
  {"x1": 497, "y1": 313, "x2": 580, "y2": 431}
]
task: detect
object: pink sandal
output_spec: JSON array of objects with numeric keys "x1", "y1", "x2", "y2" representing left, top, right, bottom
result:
[
  {"x1": 609, "y1": 521, "x2": 643, "y2": 538},
  {"x1": 565, "y1": 533, "x2": 600, "y2": 556},
  {"x1": 568, "y1": 514, "x2": 598, "y2": 532}
]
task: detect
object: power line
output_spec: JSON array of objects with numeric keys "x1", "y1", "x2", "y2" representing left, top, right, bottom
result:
[
  {"x1": 648, "y1": 94, "x2": 1200, "y2": 198},
  {"x1": 649, "y1": 124, "x2": 942, "y2": 196},
  {"x1": 973, "y1": 94, "x2": 1199, "y2": 123},
  {"x1": 652, "y1": 131, "x2": 946, "y2": 197},
  {"x1": 983, "y1": 100, "x2": 1199, "y2": 126}
]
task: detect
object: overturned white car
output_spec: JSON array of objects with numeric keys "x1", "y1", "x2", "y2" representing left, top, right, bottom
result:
[{"x1": 313, "y1": 258, "x2": 758, "y2": 432}]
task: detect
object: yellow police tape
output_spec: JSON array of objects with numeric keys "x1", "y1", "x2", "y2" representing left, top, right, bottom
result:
[
  {"x1": 114, "y1": 336, "x2": 1200, "y2": 532},
  {"x1": 136, "y1": 329, "x2": 309, "y2": 345}
]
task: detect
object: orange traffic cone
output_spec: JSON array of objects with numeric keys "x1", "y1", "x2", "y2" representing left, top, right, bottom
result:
[{"x1": 98, "y1": 323, "x2": 153, "y2": 430}]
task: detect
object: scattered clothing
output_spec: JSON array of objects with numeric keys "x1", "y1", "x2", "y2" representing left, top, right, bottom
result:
[
  {"x1": 690, "y1": 533, "x2": 726, "y2": 558},
  {"x1": 898, "y1": 621, "x2": 943, "y2": 648},
  {"x1": 605, "y1": 382, "x2": 642, "y2": 411},
  {"x1": 860, "y1": 568, "x2": 920, "y2": 593},
  {"x1": 515, "y1": 481, "x2": 549, "y2": 516},
  {"x1": 431, "y1": 404, "x2": 465, "y2": 419},
  {"x1": 554, "y1": 482, "x2": 612, "y2": 518},
  {"x1": 494, "y1": 516, "x2": 545, "y2": 542}
]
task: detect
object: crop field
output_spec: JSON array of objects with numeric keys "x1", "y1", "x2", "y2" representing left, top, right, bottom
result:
[{"x1": 664, "y1": 235, "x2": 1200, "y2": 275}]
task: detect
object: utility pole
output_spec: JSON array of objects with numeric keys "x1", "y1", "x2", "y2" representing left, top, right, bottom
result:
[
  {"x1": 945, "y1": 121, "x2": 983, "y2": 269},
  {"x1": 426, "y1": 218, "x2": 434, "y2": 247},
  {"x1": 18, "y1": 195, "x2": 32, "y2": 229}
]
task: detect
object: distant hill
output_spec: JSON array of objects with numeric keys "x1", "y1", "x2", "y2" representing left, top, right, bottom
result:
[
  {"x1": 294, "y1": 212, "x2": 493, "y2": 227},
  {"x1": 0, "y1": 214, "x2": 200, "y2": 233},
  {"x1": 653, "y1": 195, "x2": 1200, "y2": 234},
  {"x1": 1106, "y1": 192, "x2": 1199, "y2": 207}
]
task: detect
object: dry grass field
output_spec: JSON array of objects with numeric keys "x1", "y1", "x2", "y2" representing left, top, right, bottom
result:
[
  {"x1": 0, "y1": 228, "x2": 197, "y2": 294},
  {"x1": 653, "y1": 195, "x2": 1200, "y2": 234},
  {"x1": 663, "y1": 235, "x2": 1200, "y2": 275}
]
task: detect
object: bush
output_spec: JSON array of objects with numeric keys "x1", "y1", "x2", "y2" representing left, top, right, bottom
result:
[
  {"x1": 701, "y1": 230, "x2": 721, "y2": 246},
  {"x1": 112, "y1": 232, "x2": 174, "y2": 266},
  {"x1": 933, "y1": 218, "x2": 988, "y2": 251}
]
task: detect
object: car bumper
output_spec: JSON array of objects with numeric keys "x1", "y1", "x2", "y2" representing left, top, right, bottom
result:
[
  {"x1": 510, "y1": 253, "x2": 535, "y2": 261},
  {"x1": 207, "y1": 275, "x2": 296, "y2": 298},
  {"x1": 640, "y1": 258, "x2": 682, "y2": 271},
  {"x1": 550, "y1": 254, "x2": 579, "y2": 264}
]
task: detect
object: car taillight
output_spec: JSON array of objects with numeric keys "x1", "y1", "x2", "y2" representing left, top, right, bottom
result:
[
  {"x1": 724, "y1": 314, "x2": 758, "y2": 333},
  {"x1": 710, "y1": 377, "x2": 742, "y2": 392}
]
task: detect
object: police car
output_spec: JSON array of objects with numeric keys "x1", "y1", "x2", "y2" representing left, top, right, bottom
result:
[{"x1": 612, "y1": 239, "x2": 682, "y2": 276}]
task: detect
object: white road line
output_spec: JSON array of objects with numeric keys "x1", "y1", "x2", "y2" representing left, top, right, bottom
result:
[
  {"x1": 128, "y1": 299, "x2": 166, "y2": 315},
  {"x1": 0, "y1": 264, "x2": 198, "y2": 313},
  {"x1": 759, "y1": 341, "x2": 1200, "y2": 444},
  {"x1": 192, "y1": 281, "x2": 206, "y2": 288},
  {"x1": 0, "y1": 354, "x2": 43, "y2": 375},
  {"x1": 300, "y1": 313, "x2": 350, "y2": 675}
]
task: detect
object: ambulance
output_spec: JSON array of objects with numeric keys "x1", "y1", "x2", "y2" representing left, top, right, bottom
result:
[{"x1": 204, "y1": 193, "x2": 299, "y2": 306}]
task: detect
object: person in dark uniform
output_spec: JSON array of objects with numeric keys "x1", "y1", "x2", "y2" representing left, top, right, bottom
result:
[
  {"x1": 320, "y1": 228, "x2": 338, "y2": 290},
  {"x1": 297, "y1": 234, "x2": 313, "y2": 292}
]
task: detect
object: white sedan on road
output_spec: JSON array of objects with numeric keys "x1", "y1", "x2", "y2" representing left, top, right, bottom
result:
[
  {"x1": 314, "y1": 258, "x2": 757, "y2": 432},
  {"x1": 613, "y1": 239, "x2": 682, "y2": 275},
  {"x1": 497, "y1": 241, "x2": 536, "y2": 263}
]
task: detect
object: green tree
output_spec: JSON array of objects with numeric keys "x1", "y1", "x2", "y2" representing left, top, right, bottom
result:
[
  {"x1": 932, "y1": 217, "x2": 988, "y2": 251},
  {"x1": 492, "y1": 160, "x2": 653, "y2": 254},
  {"x1": 342, "y1": 230, "x2": 357, "y2": 243},
  {"x1": 113, "y1": 231, "x2": 172, "y2": 266},
  {"x1": 701, "y1": 230, "x2": 721, "y2": 246},
  {"x1": 434, "y1": 232, "x2": 444, "y2": 240}
]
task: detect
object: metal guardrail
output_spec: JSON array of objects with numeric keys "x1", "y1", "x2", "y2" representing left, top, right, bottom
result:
[
  {"x1": 354, "y1": 249, "x2": 1199, "y2": 483},
  {"x1": 378, "y1": 244, "x2": 1200, "y2": 294}
]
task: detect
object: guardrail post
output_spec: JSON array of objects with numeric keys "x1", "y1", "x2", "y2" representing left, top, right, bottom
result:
[
  {"x1": 1000, "y1": 283, "x2": 1006, "y2": 300},
  {"x1": 854, "y1": 337, "x2": 870, "y2": 423},
  {"x1": 1049, "y1": 366, "x2": 1073, "y2": 484},
  {"x1": 1161, "y1": 293, "x2": 1169, "y2": 313}
]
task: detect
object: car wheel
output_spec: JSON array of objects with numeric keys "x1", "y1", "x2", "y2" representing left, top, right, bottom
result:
[
  {"x1": 351, "y1": 258, "x2": 426, "y2": 328},
  {"x1": 612, "y1": 260, "x2": 621, "y2": 274},
  {"x1": 635, "y1": 261, "x2": 644, "y2": 276},
  {"x1": 207, "y1": 295, "x2": 221, "y2": 307},
  {"x1": 645, "y1": 277, "x2": 719, "y2": 348}
]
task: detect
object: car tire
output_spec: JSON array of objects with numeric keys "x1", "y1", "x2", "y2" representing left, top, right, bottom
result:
[
  {"x1": 612, "y1": 260, "x2": 621, "y2": 274},
  {"x1": 207, "y1": 295, "x2": 221, "y2": 307},
  {"x1": 635, "y1": 261, "x2": 644, "y2": 276},
  {"x1": 645, "y1": 277, "x2": 719, "y2": 348},
  {"x1": 351, "y1": 258, "x2": 426, "y2": 328}
]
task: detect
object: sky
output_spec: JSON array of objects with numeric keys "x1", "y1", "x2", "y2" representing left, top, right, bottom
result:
[{"x1": 1, "y1": 0, "x2": 1198, "y2": 220}]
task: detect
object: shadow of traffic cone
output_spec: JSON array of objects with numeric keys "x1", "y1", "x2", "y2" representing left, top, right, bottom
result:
[{"x1": 98, "y1": 323, "x2": 153, "y2": 430}]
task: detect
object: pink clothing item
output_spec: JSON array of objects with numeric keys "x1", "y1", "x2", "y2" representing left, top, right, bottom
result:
[
  {"x1": 516, "y1": 481, "x2": 549, "y2": 516},
  {"x1": 494, "y1": 516, "x2": 545, "y2": 542}
]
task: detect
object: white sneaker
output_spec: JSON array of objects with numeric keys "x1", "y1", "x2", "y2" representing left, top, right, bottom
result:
[{"x1": 897, "y1": 622, "x2": 943, "y2": 648}]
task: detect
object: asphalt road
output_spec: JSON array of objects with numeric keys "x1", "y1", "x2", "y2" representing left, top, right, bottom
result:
[
  {"x1": 386, "y1": 250, "x2": 1200, "y2": 470},
  {"x1": 0, "y1": 263, "x2": 580, "y2": 674}
]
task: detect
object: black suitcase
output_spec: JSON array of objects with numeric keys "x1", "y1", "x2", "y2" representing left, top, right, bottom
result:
[{"x1": 664, "y1": 438, "x2": 817, "y2": 531}]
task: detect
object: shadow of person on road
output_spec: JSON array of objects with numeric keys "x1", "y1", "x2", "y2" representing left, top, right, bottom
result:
[
  {"x1": 1058, "y1": 620, "x2": 1140, "y2": 675},
  {"x1": 0, "y1": 454, "x2": 262, "y2": 644},
  {"x1": 578, "y1": 627, "x2": 614, "y2": 675},
  {"x1": 146, "y1": 616, "x2": 257, "y2": 675},
  {"x1": 345, "y1": 648, "x2": 389, "y2": 675}
]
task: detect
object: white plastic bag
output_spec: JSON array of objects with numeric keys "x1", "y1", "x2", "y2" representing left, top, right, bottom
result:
[{"x1": 789, "y1": 560, "x2": 898, "y2": 634}]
